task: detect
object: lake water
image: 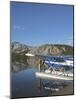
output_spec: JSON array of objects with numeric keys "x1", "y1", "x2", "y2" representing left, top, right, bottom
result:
[
  {"x1": 11, "y1": 68, "x2": 73, "y2": 98},
  {"x1": 11, "y1": 56, "x2": 74, "y2": 98},
  {"x1": 11, "y1": 68, "x2": 52, "y2": 98}
]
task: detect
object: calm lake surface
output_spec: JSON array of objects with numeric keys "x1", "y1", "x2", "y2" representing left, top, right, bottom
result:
[
  {"x1": 11, "y1": 56, "x2": 74, "y2": 98},
  {"x1": 11, "y1": 68, "x2": 51, "y2": 98},
  {"x1": 11, "y1": 67, "x2": 73, "y2": 98}
]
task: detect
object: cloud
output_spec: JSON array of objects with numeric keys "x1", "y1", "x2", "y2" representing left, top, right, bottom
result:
[{"x1": 14, "y1": 25, "x2": 25, "y2": 31}]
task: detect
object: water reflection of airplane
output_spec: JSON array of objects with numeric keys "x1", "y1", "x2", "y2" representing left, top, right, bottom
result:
[{"x1": 25, "y1": 53, "x2": 73, "y2": 81}]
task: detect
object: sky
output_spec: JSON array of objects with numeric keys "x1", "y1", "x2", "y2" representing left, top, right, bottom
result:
[{"x1": 11, "y1": 2, "x2": 73, "y2": 46}]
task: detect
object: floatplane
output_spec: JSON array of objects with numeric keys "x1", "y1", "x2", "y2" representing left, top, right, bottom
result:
[{"x1": 25, "y1": 53, "x2": 73, "y2": 81}]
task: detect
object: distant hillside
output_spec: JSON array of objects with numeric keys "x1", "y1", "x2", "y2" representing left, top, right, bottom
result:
[{"x1": 11, "y1": 42, "x2": 73, "y2": 56}]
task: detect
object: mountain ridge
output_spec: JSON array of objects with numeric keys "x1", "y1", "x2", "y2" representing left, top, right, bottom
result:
[{"x1": 11, "y1": 42, "x2": 73, "y2": 56}]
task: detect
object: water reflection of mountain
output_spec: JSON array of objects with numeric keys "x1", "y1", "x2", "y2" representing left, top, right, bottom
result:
[
  {"x1": 11, "y1": 56, "x2": 40, "y2": 72},
  {"x1": 12, "y1": 62, "x2": 28, "y2": 72}
]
